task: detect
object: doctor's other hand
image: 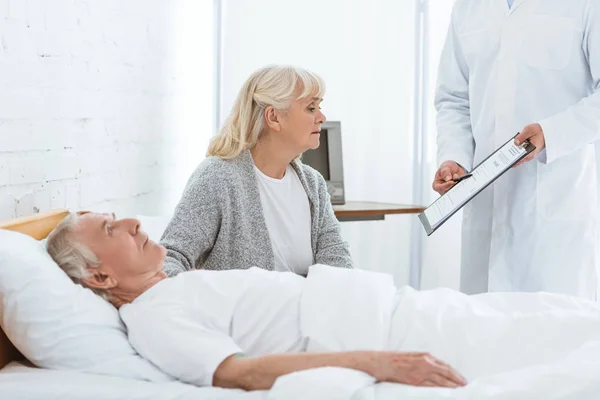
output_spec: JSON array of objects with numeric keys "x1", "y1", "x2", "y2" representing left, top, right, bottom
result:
[
  {"x1": 513, "y1": 123, "x2": 546, "y2": 168},
  {"x1": 432, "y1": 161, "x2": 466, "y2": 195},
  {"x1": 373, "y1": 351, "x2": 467, "y2": 388}
]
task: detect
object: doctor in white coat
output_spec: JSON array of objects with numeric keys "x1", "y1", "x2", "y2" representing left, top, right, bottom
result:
[{"x1": 432, "y1": 0, "x2": 600, "y2": 299}]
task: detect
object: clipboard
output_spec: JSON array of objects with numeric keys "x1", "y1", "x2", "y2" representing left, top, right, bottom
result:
[{"x1": 419, "y1": 134, "x2": 536, "y2": 236}]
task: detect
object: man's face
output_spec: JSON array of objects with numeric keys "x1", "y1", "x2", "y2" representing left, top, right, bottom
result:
[{"x1": 74, "y1": 213, "x2": 167, "y2": 294}]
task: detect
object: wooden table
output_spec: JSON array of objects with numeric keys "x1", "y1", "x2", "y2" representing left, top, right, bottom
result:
[{"x1": 333, "y1": 201, "x2": 426, "y2": 222}]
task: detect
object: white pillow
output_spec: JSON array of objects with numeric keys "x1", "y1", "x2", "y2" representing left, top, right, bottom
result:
[
  {"x1": 0, "y1": 229, "x2": 173, "y2": 382},
  {"x1": 136, "y1": 215, "x2": 173, "y2": 243}
]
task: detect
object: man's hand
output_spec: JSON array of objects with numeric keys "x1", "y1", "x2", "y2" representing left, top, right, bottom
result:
[
  {"x1": 432, "y1": 161, "x2": 466, "y2": 195},
  {"x1": 513, "y1": 123, "x2": 546, "y2": 167},
  {"x1": 373, "y1": 352, "x2": 467, "y2": 388},
  {"x1": 214, "y1": 350, "x2": 467, "y2": 391}
]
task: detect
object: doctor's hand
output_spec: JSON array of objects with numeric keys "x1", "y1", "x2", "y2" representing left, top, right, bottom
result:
[
  {"x1": 513, "y1": 123, "x2": 546, "y2": 168},
  {"x1": 432, "y1": 161, "x2": 466, "y2": 195},
  {"x1": 374, "y1": 351, "x2": 467, "y2": 388}
]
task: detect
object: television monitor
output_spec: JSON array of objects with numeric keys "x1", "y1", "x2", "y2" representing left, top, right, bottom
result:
[{"x1": 301, "y1": 121, "x2": 345, "y2": 205}]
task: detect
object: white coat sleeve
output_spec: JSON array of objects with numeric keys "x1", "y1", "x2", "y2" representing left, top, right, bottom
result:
[
  {"x1": 120, "y1": 303, "x2": 242, "y2": 387},
  {"x1": 538, "y1": 2, "x2": 600, "y2": 164},
  {"x1": 434, "y1": 4, "x2": 476, "y2": 171}
]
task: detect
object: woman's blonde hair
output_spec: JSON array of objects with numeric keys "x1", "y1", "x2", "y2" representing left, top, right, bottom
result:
[{"x1": 207, "y1": 65, "x2": 326, "y2": 159}]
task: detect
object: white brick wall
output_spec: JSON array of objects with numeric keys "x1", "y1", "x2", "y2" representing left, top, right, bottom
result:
[{"x1": 0, "y1": 0, "x2": 215, "y2": 220}]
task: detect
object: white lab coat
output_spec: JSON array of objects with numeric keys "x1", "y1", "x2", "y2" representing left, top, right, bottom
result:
[{"x1": 435, "y1": 0, "x2": 600, "y2": 299}]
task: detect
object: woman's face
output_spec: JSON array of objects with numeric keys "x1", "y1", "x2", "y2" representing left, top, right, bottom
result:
[{"x1": 277, "y1": 96, "x2": 326, "y2": 155}]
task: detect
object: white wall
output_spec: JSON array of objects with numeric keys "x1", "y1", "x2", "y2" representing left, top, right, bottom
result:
[
  {"x1": 219, "y1": 0, "x2": 417, "y2": 286},
  {"x1": 0, "y1": 0, "x2": 214, "y2": 220},
  {"x1": 0, "y1": 0, "x2": 463, "y2": 290},
  {"x1": 419, "y1": 0, "x2": 462, "y2": 291}
]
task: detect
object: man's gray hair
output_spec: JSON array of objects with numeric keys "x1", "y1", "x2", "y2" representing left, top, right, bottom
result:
[{"x1": 46, "y1": 213, "x2": 111, "y2": 301}]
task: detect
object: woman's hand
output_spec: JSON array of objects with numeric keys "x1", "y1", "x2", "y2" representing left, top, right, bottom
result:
[{"x1": 372, "y1": 351, "x2": 467, "y2": 388}]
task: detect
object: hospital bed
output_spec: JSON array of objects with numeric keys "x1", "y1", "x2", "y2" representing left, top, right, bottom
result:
[
  {"x1": 2, "y1": 210, "x2": 600, "y2": 400},
  {"x1": 0, "y1": 209, "x2": 267, "y2": 400},
  {"x1": 0, "y1": 360, "x2": 265, "y2": 400}
]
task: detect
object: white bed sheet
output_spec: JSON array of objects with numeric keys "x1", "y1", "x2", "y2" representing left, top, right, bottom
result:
[{"x1": 0, "y1": 361, "x2": 267, "y2": 400}]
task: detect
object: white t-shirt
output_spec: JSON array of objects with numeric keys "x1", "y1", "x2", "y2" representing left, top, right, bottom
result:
[
  {"x1": 254, "y1": 164, "x2": 313, "y2": 275},
  {"x1": 119, "y1": 268, "x2": 307, "y2": 387}
]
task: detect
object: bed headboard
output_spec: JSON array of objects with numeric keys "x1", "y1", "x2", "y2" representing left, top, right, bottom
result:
[{"x1": 0, "y1": 209, "x2": 71, "y2": 370}]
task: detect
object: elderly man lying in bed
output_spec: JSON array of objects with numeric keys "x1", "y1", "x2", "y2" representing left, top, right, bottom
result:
[{"x1": 46, "y1": 212, "x2": 600, "y2": 392}]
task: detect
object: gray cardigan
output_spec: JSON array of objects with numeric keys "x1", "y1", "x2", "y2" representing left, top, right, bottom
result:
[{"x1": 161, "y1": 150, "x2": 353, "y2": 276}]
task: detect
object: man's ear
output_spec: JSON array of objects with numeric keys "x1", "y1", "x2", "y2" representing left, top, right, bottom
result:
[
  {"x1": 81, "y1": 267, "x2": 118, "y2": 290},
  {"x1": 264, "y1": 106, "x2": 281, "y2": 132}
]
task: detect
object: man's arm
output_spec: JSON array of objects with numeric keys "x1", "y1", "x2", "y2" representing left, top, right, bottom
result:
[
  {"x1": 214, "y1": 351, "x2": 467, "y2": 391},
  {"x1": 434, "y1": 2, "x2": 475, "y2": 172},
  {"x1": 122, "y1": 305, "x2": 466, "y2": 391},
  {"x1": 535, "y1": 2, "x2": 600, "y2": 164}
]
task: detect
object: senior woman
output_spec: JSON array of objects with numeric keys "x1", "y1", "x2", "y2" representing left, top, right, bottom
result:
[{"x1": 161, "y1": 65, "x2": 353, "y2": 277}]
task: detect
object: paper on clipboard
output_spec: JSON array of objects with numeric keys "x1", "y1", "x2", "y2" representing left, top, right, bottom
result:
[{"x1": 419, "y1": 135, "x2": 536, "y2": 236}]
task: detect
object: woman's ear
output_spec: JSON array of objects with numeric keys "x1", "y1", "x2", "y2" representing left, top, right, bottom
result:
[
  {"x1": 264, "y1": 106, "x2": 281, "y2": 132},
  {"x1": 81, "y1": 267, "x2": 118, "y2": 290}
]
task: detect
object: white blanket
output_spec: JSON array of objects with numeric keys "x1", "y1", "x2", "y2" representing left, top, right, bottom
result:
[{"x1": 269, "y1": 264, "x2": 600, "y2": 399}]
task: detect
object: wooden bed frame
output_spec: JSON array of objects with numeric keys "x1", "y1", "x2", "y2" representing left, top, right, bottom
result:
[{"x1": 0, "y1": 209, "x2": 71, "y2": 370}]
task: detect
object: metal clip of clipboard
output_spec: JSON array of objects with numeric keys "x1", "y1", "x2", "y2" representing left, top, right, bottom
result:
[{"x1": 418, "y1": 135, "x2": 536, "y2": 236}]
